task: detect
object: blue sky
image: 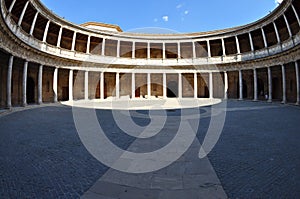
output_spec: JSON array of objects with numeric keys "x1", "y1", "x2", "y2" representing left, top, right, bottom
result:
[{"x1": 40, "y1": 0, "x2": 282, "y2": 33}]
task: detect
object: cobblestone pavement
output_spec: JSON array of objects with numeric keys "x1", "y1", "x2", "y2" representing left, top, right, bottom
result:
[{"x1": 0, "y1": 101, "x2": 299, "y2": 198}]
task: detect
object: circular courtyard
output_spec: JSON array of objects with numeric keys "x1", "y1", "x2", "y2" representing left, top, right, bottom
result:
[{"x1": 0, "y1": 100, "x2": 299, "y2": 198}]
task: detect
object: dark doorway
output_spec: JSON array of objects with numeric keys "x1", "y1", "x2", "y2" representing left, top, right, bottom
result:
[
  {"x1": 257, "y1": 78, "x2": 264, "y2": 98},
  {"x1": 167, "y1": 81, "x2": 178, "y2": 98},
  {"x1": 27, "y1": 77, "x2": 35, "y2": 104},
  {"x1": 95, "y1": 81, "x2": 100, "y2": 99},
  {"x1": 61, "y1": 87, "x2": 69, "y2": 101},
  {"x1": 272, "y1": 77, "x2": 281, "y2": 100},
  {"x1": 135, "y1": 87, "x2": 140, "y2": 98}
]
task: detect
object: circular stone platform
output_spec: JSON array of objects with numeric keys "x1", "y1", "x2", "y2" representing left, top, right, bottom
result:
[{"x1": 61, "y1": 98, "x2": 222, "y2": 110}]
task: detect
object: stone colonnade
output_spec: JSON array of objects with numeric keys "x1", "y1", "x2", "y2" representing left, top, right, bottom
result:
[{"x1": 3, "y1": 54, "x2": 300, "y2": 109}]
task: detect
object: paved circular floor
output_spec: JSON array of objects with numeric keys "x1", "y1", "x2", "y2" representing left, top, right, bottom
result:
[{"x1": 0, "y1": 100, "x2": 299, "y2": 198}]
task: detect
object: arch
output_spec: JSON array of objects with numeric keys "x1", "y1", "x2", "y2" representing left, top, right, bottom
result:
[
  {"x1": 26, "y1": 76, "x2": 35, "y2": 104},
  {"x1": 167, "y1": 81, "x2": 178, "y2": 98}
]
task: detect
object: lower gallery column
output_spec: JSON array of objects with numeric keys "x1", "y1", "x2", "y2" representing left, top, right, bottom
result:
[
  {"x1": 69, "y1": 69, "x2": 73, "y2": 101},
  {"x1": 84, "y1": 71, "x2": 89, "y2": 100},
  {"x1": 163, "y1": 73, "x2": 167, "y2": 99},
  {"x1": 209, "y1": 72, "x2": 213, "y2": 99},
  {"x1": 53, "y1": 67, "x2": 58, "y2": 103},
  {"x1": 224, "y1": 71, "x2": 228, "y2": 100},
  {"x1": 194, "y1": 72, "x2": 197, "y2": 98},
  {"x1": 239, "y1": 70, "x2": 243, "y2": 100},
  {"x1": 38, "y1": 65, "x2": 43, "y2": 104},
  {"x1": 131, "y1": 73, "x2": 135, "y2": 99},
  {"x1": 268, "y1": 67, "x2": 273, "y2": 102},
  {"x1": 178, "y1": 73, "x2": 182, "y2": 99},
  {"x1": 116, "y1": 72, "x2": 120, "y2": 99},
  {"x1": 296, "y1": 61, "x2": 300, "y2": 105},
  {"x1": 147, "y1": 73, "x2": 151, "y2": 98},
  {"x1": 100, "y1": 72, "x2": 104, "y2": 100},
  {"x1": 7, "y1": 55, "x2": 13, "y2": 109},
  {"x1": 281, "y1": 65, "x2": 286, "y2": 104},
  {"x1": 22, "y1": 61, "x2": 28, "y2": 106},
  {"x1": 253, "y1": 68, "x2": 258, "y2": 101}
]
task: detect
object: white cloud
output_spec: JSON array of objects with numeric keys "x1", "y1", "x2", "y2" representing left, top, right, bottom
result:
[
  {"x1": 184, "y1": 10, "x2": 189, "y2": 15},
  {"x1": 162, "y1": 16, "x2": 169, "y2": 22},
  {"x1": 176, "y1": 4, "x2": 183, "y2": 9},
  {"x1": 275, "y1": 0, "x2": 283, "y2": 4}
]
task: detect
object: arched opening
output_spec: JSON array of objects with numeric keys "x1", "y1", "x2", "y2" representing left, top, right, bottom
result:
[
  {"x1": 27, "y1": 77, "x2": 35, "y2": 104},
  {"x1": 167, "y1": 81, "x2": 178, "y2": 98}
]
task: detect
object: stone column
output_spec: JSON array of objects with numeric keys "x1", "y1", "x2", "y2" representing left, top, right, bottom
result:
[
  {"x1": 131, "y1": 73, "x2": 135, "y2": 99},
  {"x1": 29, "y1": 12, "x2": 38, "y2": 35},
  {"x1": 8, "y1": 0, "x2": 17, "y2": 13},
  {"x1": 147, "y1": 42, "x2": 151, "y2": 59},
  {"x1": 281, "y1": 65, "x2": 286, "y2": 104},
  {"x1": 163, "y1": 43, "x2": 166, "y2": 60},
  {"x1": 283, "y1": 14, "x2": 292, "y2": 37},
  {"x1": 224, "y1": 71, "x2": 228, "y2": 100},
  {"x1": 261, "y1": 28, "x2": 268, "y2": 48},
  {"x1": 249, "y1": 32, "x2": 254, "y2": 51},
  {"x1": 53, "y1": 67, "x2": 58, "y2": 103},
  {"x1": 235, "y1": 36, "x2": 241, "y2": 54},
  {"x1": 100, "y1": 72, "x2": 104, "y2": 100},
  {"x1": 273, "y1": 22, "x2": 281, "y2": 43},
  {"x1": 117, "y1": 40, "x2": 120, "y2": 58},
  {"x1": 101, "y1": 38, "x2": 106, "y2": 56},
  {"x1": 18, "y1": 1, "x2": 29, "y2": 26},
  {"x1": 22, "y1": 61, "x2": 28, "y2": 106},
  {"x1": 209, "y1": 72, "x2": 213, "y2": 99},
  {"x1": 177, "y1": 42, "x2": 181, "y2": 59},
  {"x1": 42, "y1": 20, "x2": 50, "y2": 43},
  {"x1": 6, "y1": 56, "x2": 13, "y2": 109},
  {"x1": 292, "y1": 5, "x2": 300, "y2": 27},
  {"x1": 192, "y1": 42, "x2": 196, "y2": 59},
  {"x1": 87, "y1": 36, "x2": 91, "y2": 54},
  {"x1": 132, "y1": 42, "x2": 135, "y2": 59},
  {"x1": 207, "y1": 40, "x2": 211, "y2": 57},
  {"x1": 163, "y1": 73, "x2": 167, "y2": 98},
  {"x1": 147, "y1": 73, "x2": 151, "y2": 98},
  {"x1": 221, "y1": 38, "x2": 226, "y2": 56},
  {"x1": 253, "y1": 68, "x2": 258, "y2": 101},
  {"x1": 178, "y1": 73, "x2": 182, "y2": 98},
  {"x1": 295, "y1": 61, "x2": 300, "y2": 105},
  {"x1": 116, "y1": 72, "x2": 120, "y2": 99},
  {"x1": 84, "y1": 71, "x2": 89, "y2": 100},
  {"x1": 239, "y1": 70, "x2": 243, "y2": 100},
  {"x1": 38, "y1": 65, "x2": 43, "y2": 105},
  {"x1": 71, "y1": 32, "x2": 76, "y2": 51},
  {"x1": 194, "y1": 72, "x2": 198, "y2": 98},
  {"x1": 69, "y1": 69, "x2": 73, "y2": 101},
  {"x1": 57, "y1": 27, "x2": 62, "y2": 47},
  {"x1": 268, "y1": 67, "x2": 273, "y2": 102}
]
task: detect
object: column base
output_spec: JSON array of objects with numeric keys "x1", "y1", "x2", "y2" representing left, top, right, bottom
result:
[
  {"x1": 296, "y1": 101, "x2": 299, "y2": 106},
  {"x1": 281, "y1": 100, "x2": 286, "y2": 104},
  {"x1": 22, "y1": 103, "x2": 27, "y2": 107},
  {"x1": 267, "y1": 99, "x2": 272, "y2": 103},
  {"x1": 253, "y1": 99, "x2": 258, "y2": 102},
  {"x1": 238, "y1": 98, "x2": 243, "y2": 101}
]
